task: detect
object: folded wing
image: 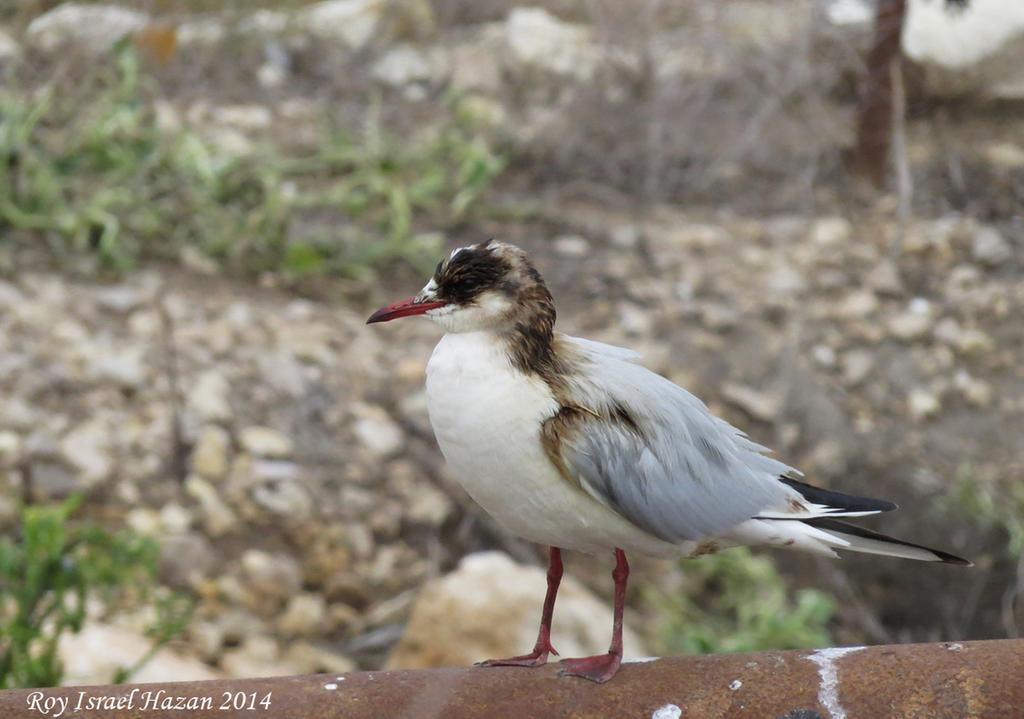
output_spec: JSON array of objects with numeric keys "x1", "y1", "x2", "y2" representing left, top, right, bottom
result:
[
  {"x1": 546, "y1": 336, "x2": 803, "y2": 543},
  {"x1": 545, "y1": 336, "x2": 966, "y2": 565}
]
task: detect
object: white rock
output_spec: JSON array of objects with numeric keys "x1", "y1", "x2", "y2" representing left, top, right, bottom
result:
[
  {"x1": 0, "y1": 280, "x2": 24, "y2": 309},
  {"x1": 887, "y1": 299, "x2": 933, "y2": 340},
  {"x1": 504, "y1": 7, "x2": 594, "y2": 79},
  {"x1": 160, "y1": 532, "x2": 215, "y2": 585},
  {"x1": 224, "y1": 301, "x2": 254, "y2": 329},
  {"x1": 211, "y1": 105, "x2": 273, "y2": 131},
  {"x1": 905, "y1": 0, "x2": 1024, "y2": 99},
  {"x1": 188, "y1": 371, "x2": 232, "y2": 423},
  {"x1": 554, "y1": 235, "x2": 590, "y2": 257},
  {"x1": 610, "y1": 225, "x2": 639, "y2": 249},
  {"x1": 203, "y1": 127, "x2": 255, "y2": 157},
  {"x1": 176, "y1": 19, "x2": 226, "y2": 47},
  {"x1": 953, "y1": 369, "x2": 993, "y2": 407},
  {"x1": 809, "y1": 216, "x2": 852, "y2": 246},
  {"x1": 765, "y1": 264, "x2": 807, "y2": 297},
  {"x1": 89, "y1": 348, "x2": 148, "y2": 389},
  {"x1": 0, "y1": 397, "x2": 36, "y2": 431},
  {"x1": 0, "y1": 27, "x2": 21, "y2": 61},
  {"x1": 0, "y1": 431, "x2": 22, "y2": 466},
  {"x1": 187, "y1": 620, "x2": 226, "y2": 662},
  {"x1": 94, "y1": 285, "x2": 148, "y2": 314},
  {"x1": 160, "y1": 503, "x2": 194, "y2": 534},
  {"x1": 722, "y1": 383, "x2": 782, "y2": 422},
  {"x1": 867, "y1": 259, "x2": 904, "y2": 295},
  {"x1": 300, "y1": 0, "x2": 383, "y2": 48},
  {"x1": 239, "y1": 426, "x2": 293, "y2": 458},
  {"x1": 60, "y1": 623, "x2": 221, "y2": 686},
  {"x1": 836, "y1": 290, "x2": 878, "y2": 319},
  {"x1": 238, "y1": 10, "x2": 290, "y2": 36},
  {"x1": 971, "y1": 226, "x2": 1013, "y2": 267},
  {"x1": 619, "y1": 303, "x2": 653, "y2": 336},
  {"x1": 387, "y1": 551, "x2": 648, "y2": 669},
  {"x1": 185, "y1": 476, "x2": 238, "y2": 536},
  {"x1": 27, "y1": 4, "x2": 148, "y2": 54},
  {"x1": 126, "y1": 508, "x2": 162, "y2": 536},
  {"x1": 841, "y1": 349, "x2": 875, "y2": 386},
  {"x1": 699, "y1": 302, "x2": 740, "y2": 331},
  {"x1": 908, "y1": 389, "x2": 941, "y2": 421},
  {"x1": 953, "y1": 328, "x2": 994, "y2": 356},
  {"x1": 192, "y1": 425, "x2": 231, "y2": 480},
  {"x1": 257, "y1": 63, "x2": 287, "y2": 89},
  {"x1": 984, "y1": 143, "x2": 1024, "y2": 170},
  {"x1": 258, "y1": 353, "x2": 307, "y2": 397},
  {"x1": 277, "y1": 593, "x2": 327, "y2": 637},
  {"x1": 248, "y1": 464, "x2": 309, "y2": 520},
  {"x1": 60, "y1": 421, "x2": 112, "y2": 486},
  {"x1": 352, "y1": 405, "x2": 404, "y2": 458},
  {"x1": 826, "y1": 0, "x2": 873, "y2": 26},
  {"x1": 811, "y1": 344, "x2": 836, "y2": 368},
  {"x1": 933, "y1": 319, "x2": 995, "y2": 356},
  {"x1": 372, "y1": 45, "x2": 434, "y2": 86},
  {"x1": 449, "y1": 33, "x2": 504, "y2": 93},
  {"x1": 720, "y1": 1, "x2": 811, "y2": 52},
  {"x1": 905, "y1": 0, "x2": 1024, "y2": 68},
  {"x1": 215, "y1": 608, "x2": 266, "y2": 646},
  {"x1": 241, "y1": 550, "x2": 302, "y2": 599},
  {"x1": 403, "y1": 482, "x2": 452, "y2": 526}
]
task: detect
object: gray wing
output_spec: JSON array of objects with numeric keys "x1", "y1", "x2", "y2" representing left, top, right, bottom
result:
[{"x1": 549, "y1": 336, "x2": 801, "y2": 543}]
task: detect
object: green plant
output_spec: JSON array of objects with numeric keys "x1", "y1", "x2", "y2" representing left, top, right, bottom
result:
[
  {"x1": 0, "y1": 46, "x2": 507, "y2": 280},
  {"x1": 950, "y1": 464, "x2": 1024, "y2": 556},
  {"x1": 649, "y1": 548, "x2": 835, "y2": 655},
  {"x1": 0, "y1": 496, "x2": 193, "y2": 689}
]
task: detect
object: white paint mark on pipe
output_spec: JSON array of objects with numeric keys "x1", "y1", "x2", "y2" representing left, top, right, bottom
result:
[
  {"x1": 652, "y1": 704, "x2": 682, "y2": 719},
  {"x1": 623, "y1": 656, "x2": 662, "y2": 664},
  {"x1": 806, "y1": 646, "x2": 865, "y2": 719}
]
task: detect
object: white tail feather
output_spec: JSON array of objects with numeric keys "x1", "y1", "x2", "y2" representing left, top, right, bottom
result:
[{"x1": 723, "y1": 519, "x2": 957, "y2": 563}]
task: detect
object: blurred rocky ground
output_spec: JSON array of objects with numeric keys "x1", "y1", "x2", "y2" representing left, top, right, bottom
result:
[{"x1": 0, "y1": 0, "x2": 1022, "y2": 683}]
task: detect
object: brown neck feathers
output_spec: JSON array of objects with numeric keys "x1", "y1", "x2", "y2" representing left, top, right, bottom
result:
[{"x1": 503, "y1": 283, "x2": 567, "y2": 387}]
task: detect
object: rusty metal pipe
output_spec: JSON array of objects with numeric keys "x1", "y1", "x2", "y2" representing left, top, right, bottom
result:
[{"x1": 1, "y1": 639, "x2": 1020, "y2": 719}]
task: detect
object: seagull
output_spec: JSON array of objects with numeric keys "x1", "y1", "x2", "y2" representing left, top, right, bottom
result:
[{"x1": 367, "y1": 239, "x2": 970, "y2": 683}]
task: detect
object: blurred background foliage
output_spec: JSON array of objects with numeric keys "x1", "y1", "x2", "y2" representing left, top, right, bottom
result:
[
  {"x1": 1, "y1": 44, "x2": 505, "y2": 280},
  {"x1": 650, "y1": 548, "x2": 835, "y2": 655},
  {"x1": 0, "y1": 496, "x2": 192, "y2": 688}
]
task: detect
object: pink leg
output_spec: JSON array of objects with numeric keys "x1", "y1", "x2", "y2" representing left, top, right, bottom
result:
[
  {"x1": 477, "y1": 547, "x2": 562, "y2": 668},
  {"x1": 559, "y1": 548, "x2": 628, "y2": 683}
]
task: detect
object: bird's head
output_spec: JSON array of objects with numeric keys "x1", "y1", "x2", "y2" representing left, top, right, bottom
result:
[{"x1": 366, "y1": 239, "x2": 555, "y2": 334}]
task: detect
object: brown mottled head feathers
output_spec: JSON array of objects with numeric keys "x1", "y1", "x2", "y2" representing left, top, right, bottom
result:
[
  {"x1": 433, "y1": 240, "x2": 581, "y2": 392},
  {"x1": 431, "y1": 239, "x2": 512, "y2": 305}
]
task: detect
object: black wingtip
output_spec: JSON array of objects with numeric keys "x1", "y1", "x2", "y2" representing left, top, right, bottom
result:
[
  {"x1": 933, "y1": 550, "x2": 973, "y2": 567},
  {"x1": 804, "y1": 517, "x2": 972, "y2": 566},
  {"x1": 780, "y1": 476, "x2": 898, "y2": 514}
]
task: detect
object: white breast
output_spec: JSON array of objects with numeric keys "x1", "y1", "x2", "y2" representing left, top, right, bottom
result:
[{"x1": 425, "y1": 331, "x2": 685, "y2": 557}]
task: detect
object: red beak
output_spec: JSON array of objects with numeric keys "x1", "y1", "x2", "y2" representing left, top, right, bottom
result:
[{"x1": 366, "y1": 296, "x2": 447, "y2": 324}]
